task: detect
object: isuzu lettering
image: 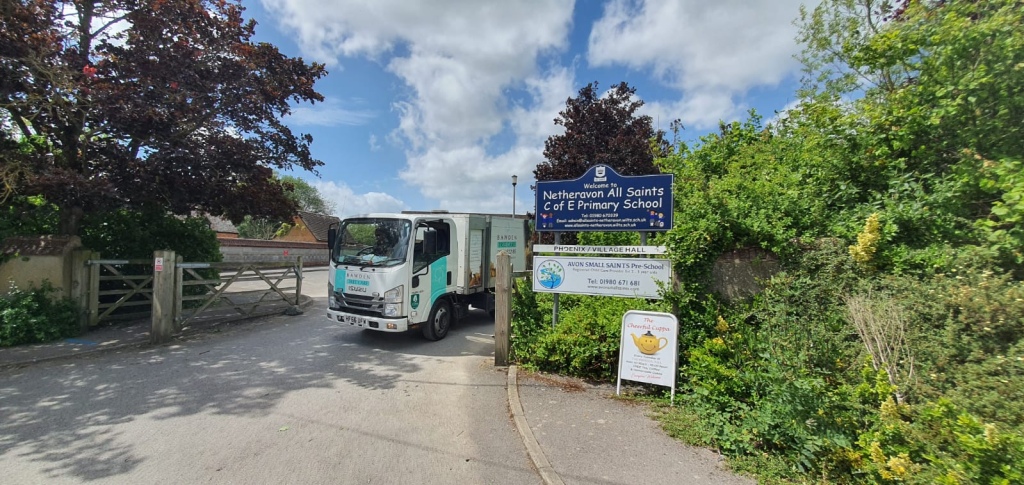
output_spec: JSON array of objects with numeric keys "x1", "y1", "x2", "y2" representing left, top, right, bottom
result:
[{"x1": 326, "y1": 211, "x2": 529, "y2": 340}]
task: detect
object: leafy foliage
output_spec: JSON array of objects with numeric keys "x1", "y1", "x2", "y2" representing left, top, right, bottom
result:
[
  {"x1": 512, "y1": 1, "x2": 1024, "y2": 482},
  {"x1": 511, "y1": 279, "x2": 667, "y2": 380},
  {"x1": 280, "y1": 175, "x2": 335, "y2": 215},
  {"x1": 80, "y1": 208, "x2": 221, "y2": 262},
  {"x1": 0, "y1": 197, "x2": 221, "y2": 262},
  {"x1": 0, "y1": 281, "x2": 78, "y2": 347},
  {"x1": 535, "y1": 81, "x2": 668, "y2": 183},
  {"x1": 0, "y1": 0, "x2": 327, "y2": 234}
]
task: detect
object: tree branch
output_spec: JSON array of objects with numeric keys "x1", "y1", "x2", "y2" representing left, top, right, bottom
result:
[
  {"x1": 2, "y1": 105, "x2": 35, "y2": 140},
  {"x1": 91, "y1": 12, "x2": 131, "y2": 38}
]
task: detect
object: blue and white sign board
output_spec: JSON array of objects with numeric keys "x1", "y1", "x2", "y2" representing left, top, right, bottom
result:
[
  {"x1": 535, "y1": 164, "x2": 674, "y2": 232},
  {"x1": 617, "y1": 310, "x2": 679, "y2": 405},
  {"x1": 533, "y1": 256, "x2": 670, "y2": 299}
]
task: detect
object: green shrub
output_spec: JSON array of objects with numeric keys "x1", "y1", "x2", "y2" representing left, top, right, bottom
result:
[
  {"x1": 81, "y1": 207, "x2": 221, "y2": 262},
  {"x1": 0, "y1": 282, "x2": 79, "y2": 347},
  {"x1": 511, "y1": 279, "x2": 668, "y2": 379},
  {"x1": 852, "y1": 399, "x2": 1024, "y2": 484}
]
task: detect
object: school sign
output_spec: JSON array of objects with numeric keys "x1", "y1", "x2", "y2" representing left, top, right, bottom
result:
[{"x1": 534, "y1": 164, "x2": 674, "y2": 232}]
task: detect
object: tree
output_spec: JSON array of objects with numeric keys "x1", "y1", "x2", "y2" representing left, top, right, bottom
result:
[
  {"x1": 236, "y1": 215, "x2": 285, "y2": 240},
  {"x1": 0, "y1": 0, "x2": 327, "y2": 235},
  {"x1": 234, "y1": 175, "x2": 334, "y2": 240},
  {"x1": 280, "y1": 175, "x2": 335, "y2": 215},
  {"x1": 796, "y1": 0, "x2": 1024, "y2": 263},
  {"x1": 534, "y1": 81, "x2": 668, "y2": 184}
]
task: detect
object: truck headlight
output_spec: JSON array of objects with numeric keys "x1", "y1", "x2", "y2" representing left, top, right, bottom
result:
[
  {"x1": 384, "y1": 285, "x2": 403, "y2": 303},
  {"x1": 384, "y1": 286, "x2": 403, "y2": 317}
]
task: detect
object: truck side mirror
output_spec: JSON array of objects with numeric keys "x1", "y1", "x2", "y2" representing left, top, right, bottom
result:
[{"x1": 327, "y1": 227, "x2": 337, "y2": 252}]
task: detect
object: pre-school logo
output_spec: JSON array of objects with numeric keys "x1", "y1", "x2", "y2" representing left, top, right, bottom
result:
[{"x1": 536, "y1": 260, "x2": 565, "y2": 289}]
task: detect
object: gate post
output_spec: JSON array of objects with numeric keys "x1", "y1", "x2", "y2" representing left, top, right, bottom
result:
[
  {"x1": 69, "y1": 249, "x2": 92, "y2": 331},
  {"x1": 173, "y1": 255, "x2": 183, "y2": 330},
  {"x1": 87, "y1": 251, "x2": 100, "y2": 326},
  {"x1": 151, "y1": 250, "x2": 177, "y2": 344},
  {"x1": 494, "y1": 251, "x2": 512, "y2": 366}
]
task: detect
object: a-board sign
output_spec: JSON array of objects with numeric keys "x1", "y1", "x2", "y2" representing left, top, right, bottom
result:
[
  {"x1": 533, "y1": 244, "x2": 668, "y2": 255},
  {"x1": 617, "y1": 310, "x2": 679, "y2": 404},
  {"x1": 535, "y1": 164, "x2": 674, "y2": 232},
  {"x1": 532, "y1": 256, "x2": 670, "y2": 299}
]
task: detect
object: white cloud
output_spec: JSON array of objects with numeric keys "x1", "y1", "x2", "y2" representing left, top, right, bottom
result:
[
  {"x1": 313, "y1": 180, "x2": 407, "y2": 218},
  {"x1": 261, "y1": 0, "x2": 575, "y2": 213},
  {"x1": 767, "y1": 98, "x2": 802, "y2": 126},
  {"x1": 368, "y1": 133, "x2": 380, "y2": 151},
  {"x1": 285, "y1": 98, "x2": 375, "y2": 127},
  {"x1": 588, "y1": 0, "x2": 811, "y2": 129}
]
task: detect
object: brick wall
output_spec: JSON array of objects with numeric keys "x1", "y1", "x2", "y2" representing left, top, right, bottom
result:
[{"x1": 219, "y1": 238, "x2": 330, "y2": 265}]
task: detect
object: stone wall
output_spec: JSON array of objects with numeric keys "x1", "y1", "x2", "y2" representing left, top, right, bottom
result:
[
  {"x1": 711, "y1": 247, "x2": 781, "y2": 301},
  {"x1": 218, "y1": 238, "x2": 330, "y2": 265}
]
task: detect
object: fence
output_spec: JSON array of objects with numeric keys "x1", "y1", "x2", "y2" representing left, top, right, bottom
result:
[{"x1": 73, "y1": 250, "x2": 306, "y2": 344}]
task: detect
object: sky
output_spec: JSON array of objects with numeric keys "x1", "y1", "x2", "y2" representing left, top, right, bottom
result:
[{"x1": 247, "y1": 0, "x2": 815, "y2": 218}]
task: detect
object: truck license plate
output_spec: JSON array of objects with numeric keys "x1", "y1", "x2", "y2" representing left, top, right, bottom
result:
[{"x1": 345, "y1": 315, "x2": 369, "y2": 326}]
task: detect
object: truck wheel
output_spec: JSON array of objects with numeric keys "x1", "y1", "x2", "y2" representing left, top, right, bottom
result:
[{"x1": 422, "y1": 299, "x2": 452, "y2": 341}]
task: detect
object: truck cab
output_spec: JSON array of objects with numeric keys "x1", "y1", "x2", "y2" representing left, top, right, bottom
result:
[{"x1": 327, "y1": 212, "x2": 527, "y2": 340}]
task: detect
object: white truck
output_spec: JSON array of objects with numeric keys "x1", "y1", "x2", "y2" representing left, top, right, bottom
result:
[{"x1": 326, "y1": 211, "x2": 529, "y2": 340}]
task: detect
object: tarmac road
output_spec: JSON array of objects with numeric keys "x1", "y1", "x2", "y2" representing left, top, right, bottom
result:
[{"x1": 0, "y1": 269, "x2": 538, "y2": 484}]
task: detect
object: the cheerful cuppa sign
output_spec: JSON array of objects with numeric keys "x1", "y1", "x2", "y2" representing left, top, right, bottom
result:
[
  {"x1": 532, "y1": 256, "x2": 670, "y2": 299},
  {"x1": 534, "y1": 164, "x2": 674, "y2": 232},
  {"x1": 618, "y1": 311, "x2": 679, "y2": 403}
]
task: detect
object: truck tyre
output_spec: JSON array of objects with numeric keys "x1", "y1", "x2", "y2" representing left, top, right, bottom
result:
[{"x1": 422, "y1": 299, "x2": 452, "y2": 341}]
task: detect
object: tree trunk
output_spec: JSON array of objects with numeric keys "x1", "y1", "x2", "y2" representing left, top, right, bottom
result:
[{"x1": 59, "y1": 205, "x2": 84, "y2": 236}]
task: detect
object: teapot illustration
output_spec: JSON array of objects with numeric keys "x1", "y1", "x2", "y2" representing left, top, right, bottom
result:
[{"x1": 631, "y1": 331, "x2": 668, "y2": 355}]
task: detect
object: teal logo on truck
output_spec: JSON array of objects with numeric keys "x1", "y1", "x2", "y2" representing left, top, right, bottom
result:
[
  {"x1": 497, "y1": 241, "x2": 517, "y2": 248},
  {"x1": 334, "y1": 269, "x2": 346, "y2": 293},
  {"x1": 411, "y1": 294, "x2": 420, "y2": 309},
  {"x1": 430, "y1": 257, "x2": 447, "y2": 306}
]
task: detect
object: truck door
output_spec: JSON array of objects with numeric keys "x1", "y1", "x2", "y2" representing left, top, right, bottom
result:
[{"x1": 410, "y1": 220, "x2": 454, "y2": 321}]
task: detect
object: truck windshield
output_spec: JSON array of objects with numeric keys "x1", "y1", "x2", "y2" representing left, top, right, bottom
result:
[{"x1": 332, "y1": 219, "x2": 411, "y2": 267}]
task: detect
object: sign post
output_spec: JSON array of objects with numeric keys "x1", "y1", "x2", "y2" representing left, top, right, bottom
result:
[
  {"x1": 617, "y1": 310, "x2": 679, "y2": 405},
  {"x1": 552, "y1": 232, "x2": 560, "y2": 329}
]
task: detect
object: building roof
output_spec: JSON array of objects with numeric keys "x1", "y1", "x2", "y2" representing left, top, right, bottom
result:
[{"x1": 297, "y1": 211, "x2": 340, "y2": 242}]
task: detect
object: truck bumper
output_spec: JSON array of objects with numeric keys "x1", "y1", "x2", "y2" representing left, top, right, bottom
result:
[{"x1": 326, "y1": 309, "x2": 409, "y2": 332}]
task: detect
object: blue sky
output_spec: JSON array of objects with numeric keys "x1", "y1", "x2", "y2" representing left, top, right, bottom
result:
[{"x1": 246, "y1": 0, "x2": 812, "y2": 217}]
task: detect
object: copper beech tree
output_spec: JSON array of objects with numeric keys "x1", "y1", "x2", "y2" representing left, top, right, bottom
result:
[
  {"x1": 534, "y1": 81, "x2": 668, "y2": 185},
  {"x1": 0, "y1": 0, "x2": 327, "y2": 235}
]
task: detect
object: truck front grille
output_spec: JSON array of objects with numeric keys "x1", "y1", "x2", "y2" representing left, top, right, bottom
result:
[{"x1": 335, "y1": 292, "x2": 384, "y2": 317}]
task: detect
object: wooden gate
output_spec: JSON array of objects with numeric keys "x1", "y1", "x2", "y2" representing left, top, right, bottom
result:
[
  {"x1": 175, "y1": 258, "x2": 303, "y2": 329},
  {"x1": 85, "y1": 259, "x2": 154, "y2": 326}
]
